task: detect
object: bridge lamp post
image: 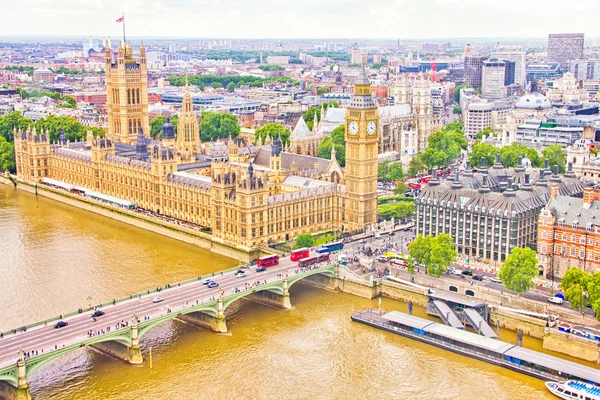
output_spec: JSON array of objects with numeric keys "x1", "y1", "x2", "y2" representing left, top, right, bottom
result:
[
  {"x1": 87, "y1": 296, "x2": 92, "y2": 309},
  {"x1": 173, "y1": 272, "x2": 177, "y2": 286}
]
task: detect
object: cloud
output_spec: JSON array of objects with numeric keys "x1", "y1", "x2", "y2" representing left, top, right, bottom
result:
[{"x1": 0, "y1": 0, "x2": 598, "y2": 38}]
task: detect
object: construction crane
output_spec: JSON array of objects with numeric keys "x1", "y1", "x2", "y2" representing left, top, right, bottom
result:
[{"x1": 431, "y1": 49, "x2": 440, "y2": 82}]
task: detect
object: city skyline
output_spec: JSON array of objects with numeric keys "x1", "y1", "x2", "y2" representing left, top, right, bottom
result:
[{"x1": 2, "y1": 0, "x2": 600, "y2": 39}]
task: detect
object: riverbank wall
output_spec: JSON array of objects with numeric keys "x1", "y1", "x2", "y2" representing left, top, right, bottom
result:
[
  {"x1": 0, "y1": 176, "x2": 259, "y2": 262},
  {"x1": 306, "y1": 268, "x2": 600, "y2": 364}
]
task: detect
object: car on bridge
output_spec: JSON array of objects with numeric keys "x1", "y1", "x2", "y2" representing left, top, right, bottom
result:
[
  {"x1": 472, "y1": 275, "x2": 484, "y2": 281},
  {"x1": 152, "y1": 297, "x2": 164, "y2": 303},
  {"x1": 208, "y1": 282, "x2": 219, "y2": 288},
  {"x1": 256, "y1": 266, "x2": 266, "y2": 272},
  {"x1": 235, "y1": 271, "x2": 246, "y2": 278},
  {"x1": 92, "y1": 310, "x2": 105, "y2": 318},
  {"x1": 54, "y1": 320, "x2": 68, "y2": 329},
  {"x1": 202, "y1": 278, "x2": 213, "y2": 285}
]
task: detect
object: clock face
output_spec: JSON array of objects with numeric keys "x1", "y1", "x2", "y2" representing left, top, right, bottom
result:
[
  {"x1": 348, "y1": 121, "x2": 359, "y2": 135},
  {"x1": 367, "y1": 121, "x2": 377, "y2": 135}
]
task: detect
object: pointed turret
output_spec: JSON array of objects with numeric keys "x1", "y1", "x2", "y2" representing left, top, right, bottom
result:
[{"x1": 312, "y1": 109, "x2": 319, "y2": 135}]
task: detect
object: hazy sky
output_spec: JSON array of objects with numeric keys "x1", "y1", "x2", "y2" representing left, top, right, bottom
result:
[{"x1": 2, "y1": 0, "x2": 599, "y2": 39}]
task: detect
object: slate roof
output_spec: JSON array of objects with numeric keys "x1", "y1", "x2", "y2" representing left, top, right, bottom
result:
[
  {"x1": 291, "y1": 116, "x2": 312, "y2": 138},
  {"x1": 253, "y1": 146, "x2": 331, "y2": 172},
  {"x1": 549, "y1": 196, "x2": 600, "y2": 226}
]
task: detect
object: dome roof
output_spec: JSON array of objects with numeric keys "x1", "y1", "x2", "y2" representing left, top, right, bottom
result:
[{"x1": 515, "y1": 93, "x2": 552, "y2": 110}]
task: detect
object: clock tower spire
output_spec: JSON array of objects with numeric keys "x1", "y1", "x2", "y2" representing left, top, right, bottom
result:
[{"x1": 344, "y1": 64, "x2": 379, "y2": 232}]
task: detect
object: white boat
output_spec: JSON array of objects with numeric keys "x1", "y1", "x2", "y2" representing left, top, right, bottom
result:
[{"x1": 546, "y1": 381, "x2": 600, "y2": 400}]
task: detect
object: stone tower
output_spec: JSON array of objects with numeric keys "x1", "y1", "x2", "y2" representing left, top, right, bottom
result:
[
  {"x1": 413, "y1": 78, "x2": 432, "y2": 152},
  {"x1": 105, "y1": 41, "x2": 150, "y2": 144},
  {"x1": 344, "y1": 64, "x2": 379, "y2": 231},
  {"x1": 177, "y1": 78, "x2": 201, "y2": 162}
]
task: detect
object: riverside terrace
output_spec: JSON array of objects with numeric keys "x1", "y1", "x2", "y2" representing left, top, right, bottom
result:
[{"x1": 0, "y1": 258, "x2": 336, "y2": 400}]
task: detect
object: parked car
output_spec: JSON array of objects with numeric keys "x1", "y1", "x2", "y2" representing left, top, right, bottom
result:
[
  {"x1": 152, "y1": 297, "x2": 164, "y2": 303},
  {"x1": 256, "y1": 266, "x2": 266, "y2": 272},
  {"x1": 548, "y1": 296, "x2": 564, "y2": 305},
  {"x1": 92, "y1": 310, "x2": 105, "y2": 318},
  {"x1": 447, "y1": 267, "x2": 456, "y2": 275},
  {"x1": 461, "y1": 269, "x2": 473, "y2": 277},
  {"x1": 54, "y1": 320, "x2": 68, "y2": 329},
  {"x1": 376, "y1": 256, "x2": 389, "y2": 263},
  {"x1": 450, "y1": 268, "x2": 463, "y2": 276},
  {"x1": 202, "y1": 278, "x2": 213, "y2": 285},
  {"x1": 208, "y1": 282, "x2": 219, "y2": 288},
  {"x1": 490, "y1": 276, "x2": 502, "y2": 284}
]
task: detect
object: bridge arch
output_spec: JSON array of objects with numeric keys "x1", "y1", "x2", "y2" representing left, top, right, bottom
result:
[
  {"x1": 137, "y1": 303, "x2": 218, "y2": 340},
  {"x1": 287, "y1": 266, "x2": 335, "y2": 290},
  {"x1": 222, "y1": 283, "x2": 285, "y2": 312}
]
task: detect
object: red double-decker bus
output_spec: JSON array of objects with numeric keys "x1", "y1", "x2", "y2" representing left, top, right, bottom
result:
[
  {"x1": 298, "y1": 254, "x2": 329, "y2": 268},
  {"x1": 290, "y1": 248, "x2": 309, "y2": 262},
  {"x1": 257, "y1": 254, "x2": 279, "y2": 267}
]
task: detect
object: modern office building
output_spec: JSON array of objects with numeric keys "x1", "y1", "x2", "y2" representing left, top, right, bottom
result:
[
  {"x1": 481, "y1": 60, "x2": 506, "y2": 99},
  {"x1": 547, "y1": 33, "x2": 584, "y2": 66},
  {"x1": 464, "y1": 56, "x2": 487, "y2": 89},
  {"x1": 526, "y1": 63, "x2": 561, "y2": 82},
  {"x1": 464, "y1": 102, "x2": 493, "y2": 141},
  {"x1": 569, "y1": 59, "x2": 600, "y2": 80},
  {"x1": 492, "y1": 50, "x2": 526, "y2": 86},
  {"x1": 503, "y1": 61, "x2": 516, "y2": 86}
]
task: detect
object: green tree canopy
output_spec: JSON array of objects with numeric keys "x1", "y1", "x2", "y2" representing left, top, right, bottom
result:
[
  {"x1": 0, "y1": 111, "x2": 32, "y2": 142},
  {"x1": 586, "y1": 272, "x2": 600, "y2": 320},
  {"x1": 0, "y1": 136, "x2": 15, "y2": 172},
  {"x1": 378, "y1": 161, "x2": 404, "y2": 182},
  {"x1": 408, "y1": 234, "x2": 457, "y2": 276},
  {"x1": 294, "y1": 234, "x2": 314, "y2": 249},
  {"x1": 255, "y1": 122, "x2": 290, "y2": 147},
  {"x1": 226, "y1": 82, "x2": 236, "y2": 93},
  {"x1": 542, "y1": 145, "x2": 566, "y2": 173},
  {"x1": 453, "y1": 83, "x2": 472, "y2": 103},
  {"x1": 452, "y1": 105, "x2": 462, "y2": 115},
  {"x1": 469, "y1": 142, "x2": 499, "y2": 168},
  {"x1": 149, "y1": 115, "x2": 179, "y2": 139},
  {"x1": 475, "y1": 126, "x2": 495, "y2": 141},
  {"x1": 317, "y1": 87, "x2": 331, "y2": 95},
  {"x1": 560, "y1": 268, "x2": 591, "y2": 312},
  {"x1": 408, "y1": 156, "x2": 427, "y2": 176},
  {"x1": 201, "y1": 112, "x2": 240, "y2": 142},
  {"x1": 499, "y1": 247, "x2": 539, "y2": 295},
  {"x1": 378, "y1": 202, "x2": 415, "y2": 221},
  {"x1": 393, "y1": 182, "x2": 408, "y2": 195}
]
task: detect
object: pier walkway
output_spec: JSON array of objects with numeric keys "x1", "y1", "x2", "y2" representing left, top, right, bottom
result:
[
  {"x1": 431, "y1": 300, "x2": 464, "y2": 329},
  {"x1": 463, "y1": 307, "x2": 498, "y2": 339}
]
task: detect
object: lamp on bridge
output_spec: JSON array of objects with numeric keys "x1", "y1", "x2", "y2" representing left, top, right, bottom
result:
[{"x1": 87, "y1": 296, "x2": 92, "y2": 309}]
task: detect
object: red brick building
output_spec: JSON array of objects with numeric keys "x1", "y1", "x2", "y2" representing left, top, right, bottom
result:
[{"x1": 538, "y1": 185, "x2": 600, "y2": 279}]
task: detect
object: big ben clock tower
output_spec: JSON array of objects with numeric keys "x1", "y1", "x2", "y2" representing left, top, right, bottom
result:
[{"x1": 345, "y1": 64, "x2": 379, "y2": 232}]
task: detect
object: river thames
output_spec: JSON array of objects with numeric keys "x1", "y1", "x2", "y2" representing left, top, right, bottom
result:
[{"x1": 0, "y1": 184, "x2": 591, "y2": 399}]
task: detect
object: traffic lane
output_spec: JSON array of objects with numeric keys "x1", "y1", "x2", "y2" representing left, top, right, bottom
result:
[{"x1": 0, "y1": 263, "x2": 297, "y2": 361}]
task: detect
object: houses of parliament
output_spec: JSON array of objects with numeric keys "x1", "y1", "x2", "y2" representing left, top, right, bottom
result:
[{"x1": 14, "y1": 42, "x2": 379, "y2": 251}]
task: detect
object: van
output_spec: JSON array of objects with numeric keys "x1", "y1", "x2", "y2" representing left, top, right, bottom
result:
[{"x1": 390, "y1": 259, "x2": 407, "y2": 267}]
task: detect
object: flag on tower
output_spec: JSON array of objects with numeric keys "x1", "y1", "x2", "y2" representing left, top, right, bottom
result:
[{"x1": 116, "y1": 16, "x2": 124, "y2": 23}]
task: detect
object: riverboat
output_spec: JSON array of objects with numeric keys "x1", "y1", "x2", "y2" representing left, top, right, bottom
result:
[{"x1": 545, "y1": 380, "x2": 600, "y2": 399}]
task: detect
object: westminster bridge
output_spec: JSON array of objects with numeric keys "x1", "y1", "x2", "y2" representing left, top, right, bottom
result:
[{"x1": 0, "y1": 257, "x2": 337, "y2": 400}]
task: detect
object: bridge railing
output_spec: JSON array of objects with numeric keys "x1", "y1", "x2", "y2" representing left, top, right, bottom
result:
[{"x1": 0, "y1": 263, "x2": 250, "y2": 337}]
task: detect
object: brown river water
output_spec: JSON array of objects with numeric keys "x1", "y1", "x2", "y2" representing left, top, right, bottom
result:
[{"x1": 1, "y1": 184, "x2": 594, "y2": 400}]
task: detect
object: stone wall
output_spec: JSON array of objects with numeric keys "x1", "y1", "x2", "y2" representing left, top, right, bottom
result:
[
  {"x1": 379, "y1": 280, "x2": 429, "y2": 307},
  {"x1": 1, "y1": 177, "x2": 258, "y2": 262},
  {"x1": 543, "y1": 329, "x2": 600, "y2": 363},
  {"x1": 489, "y1": 309, "x2": 547, "y2": 339}
]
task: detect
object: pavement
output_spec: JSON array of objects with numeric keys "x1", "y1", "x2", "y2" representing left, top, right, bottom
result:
[{"x1": 0, "y1": 253, "x2": 321, "y2": 369}]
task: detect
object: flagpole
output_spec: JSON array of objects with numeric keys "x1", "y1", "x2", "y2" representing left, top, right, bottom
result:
[{"x1": 122, "y1": 12, "x2": 126, "y2": 44}]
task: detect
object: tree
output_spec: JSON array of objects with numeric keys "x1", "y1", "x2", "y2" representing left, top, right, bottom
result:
[
  {"x1": 150, "y1": 115, "x2": 179, "y2": 139},
  {"x1": 0, "y1": 136, "x2": 15, "y2": 172},
  {"x1": 501, "y1": 143, "x2": 542, "y2": 168},
  {"x1": 475, "y1": 126, "x2": 495, "y2": 141},
  {"x1": 317, "y1": 87, "x2": 331, "y2": 95},
  {"x1": 200, "y1": 112, "x2": 240, "y2": 142},
  {"x1": 302, "y1": 101, "x2": 339, "y2": 131},
  {"x1": 34, "y1": 115, "x2": 88, "y2": 143},
  {"x1": 210, "y1": 82, "x2": 222, "y2": 90},
  {"x1": 294, "y1": 234, "x2": 314, "y2": 249},
  {"x1": 453, "y1": 83, "x2": 472, "y2": 103},
  {"x1": 499, "y1": 247, "x2": 539, "y2": 295},
  {"x1": 452, "y1": 105, "x2": 462, "y2": 115},
  {"x1": 408, "y1": 156, "x2": 427, "y2": 176},
  {"x1": 408, "y1": 234, "x2": 457, "y2": 276},
  {"x1": 255, "y1": 122, "x2": 291, "y2": 147},
  {"x1": 393, "y1": 182, "x2": 408, "y2": 195},
  {"x1": 226, "y1": 82, "x2": 236, "y2": 93},
  {"x1": 586, "y1": 272, "x2": 600, "y2": 320},
  {"x1": 560, "y1": 268, "x2": 590, "y2": 313},
  {"x1": 0, "y1": 111, "x2": 32, "y2": 142},
  {"x1": 378, "y1": 161, "x2": 404, "y2": 182},
  {"x1": 318, "y1": 125, "x2": 345, "y2": 166},
  {"x1": 542, "y1": 145, "x2": 566, "y2": 173},
  {"x1": 419, "y1": 147, "x2": 447, "y2": 169},
  {"x1": 468, "y1": 142, "x2": 497, "y2": 168}
]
